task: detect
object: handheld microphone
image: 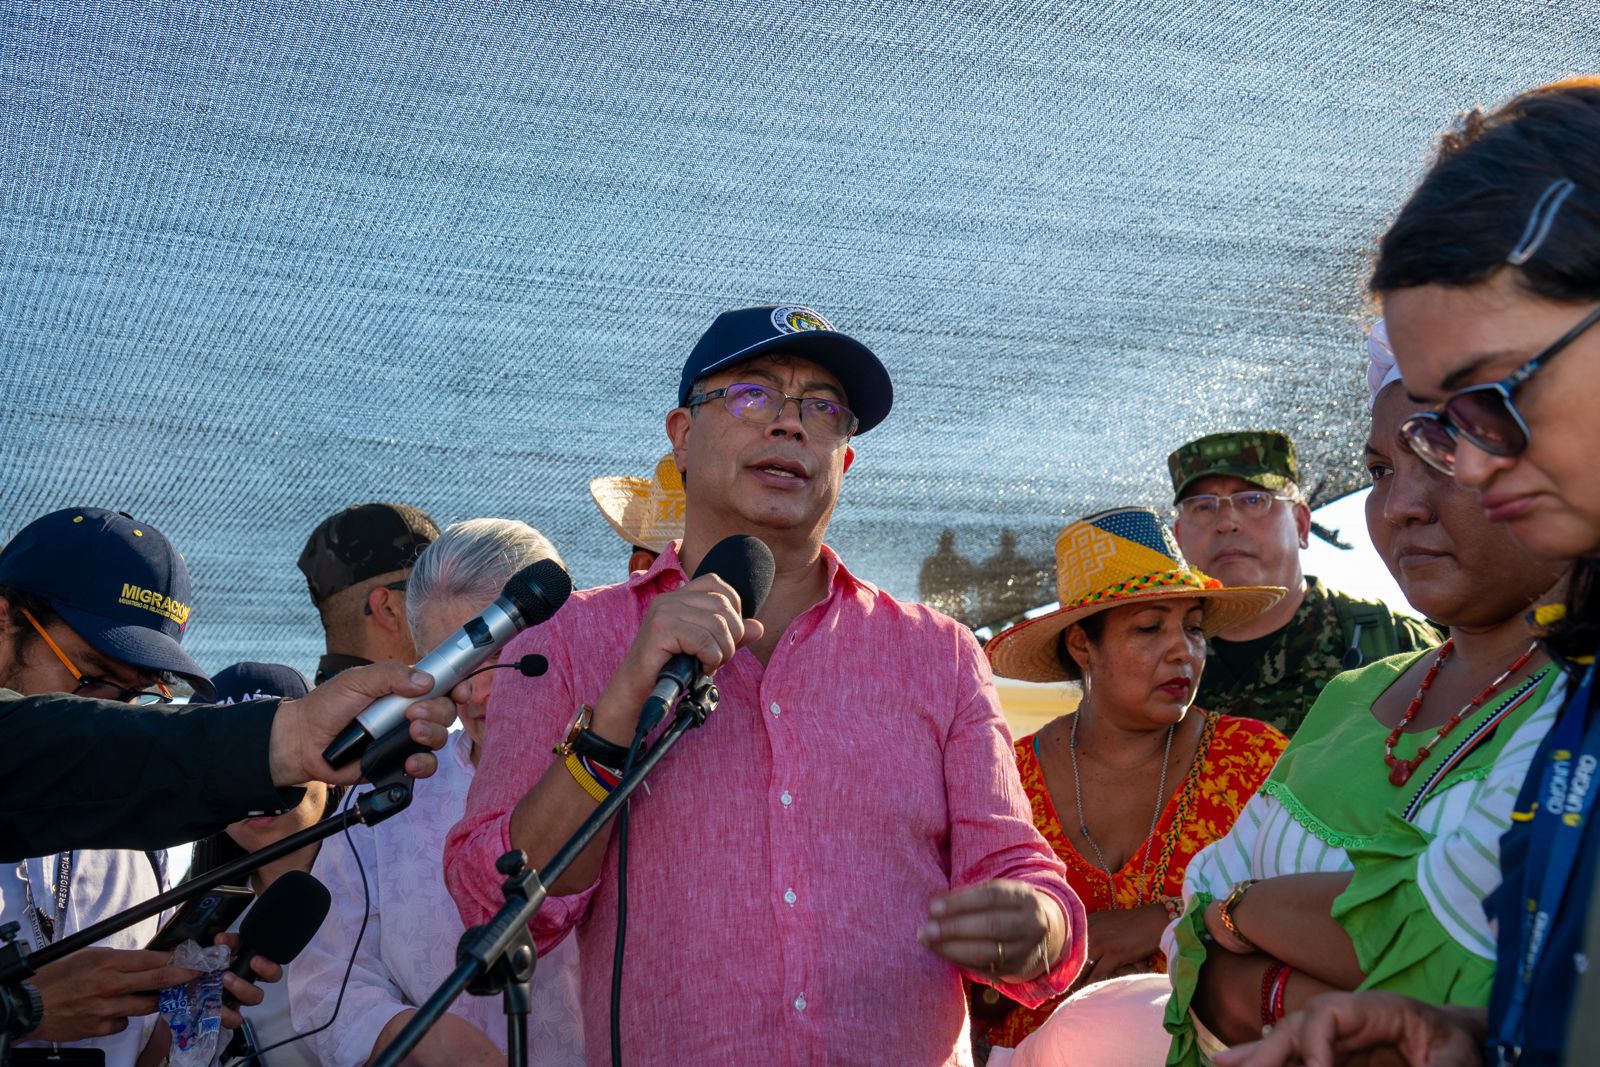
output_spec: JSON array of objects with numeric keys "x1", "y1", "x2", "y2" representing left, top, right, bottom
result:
[
  {"x1": 638, "y1": 535, "x2": 775, "y2": 735},
  {"x1": 322, "y1": 559, "x2": 573, "y2": 767},
  {"x1": 229, "y1": 870, "x2": 332, "y2": 985}
]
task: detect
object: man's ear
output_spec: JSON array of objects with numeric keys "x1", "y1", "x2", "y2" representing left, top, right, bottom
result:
[
  {"x1": 367, "y1": 587, "x2": 406, "y2": 636},
  {"x1": 1293, "y1": 500, "x2": 1312, "y2": 550},
  {"x1": 666, "y1": 407, "x2": 693, "y2": 475},
  {"x1": 842, "y1": 444, "x2": 855, "y2": 474}
]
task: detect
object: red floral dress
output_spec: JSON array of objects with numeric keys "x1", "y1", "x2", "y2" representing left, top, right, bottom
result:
[{"x1": 977, "y1": 710, "x2": 1287, "y2": 1050}]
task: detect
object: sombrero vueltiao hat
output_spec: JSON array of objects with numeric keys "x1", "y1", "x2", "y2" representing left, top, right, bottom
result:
[
  {"x1": 588, "y1": 453, "x2": 687, "y2": 554},
  {"x1": 985, "y1": 507, "x2": 1285, "y2": 683}
]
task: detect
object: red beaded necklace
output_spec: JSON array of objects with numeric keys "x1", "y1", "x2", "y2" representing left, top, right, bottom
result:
[{"x1": 1383, "y1": 639, "x2": 1540, "y2": 787}]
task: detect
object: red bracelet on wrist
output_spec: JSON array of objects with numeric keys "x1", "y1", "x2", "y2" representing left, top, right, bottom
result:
[
  {"x1": 1271, "y1": 964, "x2": 1292, "y2": 1023},
  {"x1": 1259, "y1": 960, "x2": 1288, "y2": 1033}
]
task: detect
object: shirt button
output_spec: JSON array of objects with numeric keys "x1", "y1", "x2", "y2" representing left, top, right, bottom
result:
[
  {"x1": 769, "y1": 701, "x2": 781, "y2": 716},
  {"x1": 793, "y1": 994, "x2": 807, "y2": 1012},
  {"x1": 784, "y1": 888, "x2": 797, "y2": 905},
  {"x1": 780, "y1": 791, "x2": 793, "y2": 807}
]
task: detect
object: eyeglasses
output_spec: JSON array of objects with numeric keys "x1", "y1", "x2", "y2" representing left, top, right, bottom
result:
[
  {"x1": 686, "y1": 383, "x2": 858, "y2": 440},
  {"x1": 362, "y1": 579, "x2": 408, "y2": 616},
  {"x1": 1175, "y1": 490, "x2": 1293, "y2": 527},
  {"x1": 20, "y1": 607, "x2": 173, "y2": 705},
  {"x1": 1399, "y1": 303, "x2": 1600, "y2": 476}
]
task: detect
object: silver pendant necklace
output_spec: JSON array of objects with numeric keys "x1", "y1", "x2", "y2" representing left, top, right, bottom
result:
[{"x1": 1069, "y1": 709, "x2": 1175, "y2": 906}]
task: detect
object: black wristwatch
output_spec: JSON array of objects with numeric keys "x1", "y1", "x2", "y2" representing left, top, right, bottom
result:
[{"x1": 554, "y1": 704, "x2": 632, "y2": 770}]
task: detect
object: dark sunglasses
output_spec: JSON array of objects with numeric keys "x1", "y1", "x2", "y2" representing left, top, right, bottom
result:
[{"x1": 1399, "y1": 303, "x2": 1600, "y2": 476}]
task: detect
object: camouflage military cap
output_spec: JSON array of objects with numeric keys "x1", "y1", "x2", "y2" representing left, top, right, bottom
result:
[
  {"x1": 1168, "y1": 430, "x2": 1299, "y2": 501},
  {"x1": 297, "y1": 502, "x2": 440, "y2": 605}
]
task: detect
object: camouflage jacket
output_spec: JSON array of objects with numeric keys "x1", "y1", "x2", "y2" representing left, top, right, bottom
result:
[{"x1": 1194, "y1": 576, "x2": 1442, "y2": 737}]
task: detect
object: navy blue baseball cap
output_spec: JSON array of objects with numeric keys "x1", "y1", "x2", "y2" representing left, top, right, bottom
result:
[
  {"x1": 207, "y1": 661, "x2": 311, "y2": 705},
  {"x1": 0, "y1": 507, "x2": 213, "y2": 698},
  {"x1": 677, "y1": 305, "x2": 893, "y2": 433}
]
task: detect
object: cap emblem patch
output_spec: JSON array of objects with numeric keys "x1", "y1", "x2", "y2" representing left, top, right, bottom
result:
[{"x1": 771, "y1": 305, "x2": 833, "y2": 335}]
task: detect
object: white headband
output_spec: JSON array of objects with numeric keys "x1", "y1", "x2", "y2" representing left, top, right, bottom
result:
[{"x1": 1366, "y1": 318, "x2": 1403, "y2": 408}]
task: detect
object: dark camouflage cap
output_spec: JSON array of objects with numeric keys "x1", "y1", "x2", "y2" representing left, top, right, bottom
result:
[
  {"x1": 297, "y1": 502, "x2": 440, "y2": 605},
  {"x1": 1168, "y1": 430, "x2": 1298, "y2": 501}
]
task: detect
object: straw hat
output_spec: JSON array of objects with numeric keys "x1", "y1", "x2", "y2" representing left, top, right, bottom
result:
[
  {"x1": 985, "y1": 507, "x2": 1284, "y2": 683},
  {"x1": 589, "y1": 453, "x2": 687, "y2": 554}
]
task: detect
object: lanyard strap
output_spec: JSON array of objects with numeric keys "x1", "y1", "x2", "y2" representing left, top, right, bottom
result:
[
  {"x1": 20, "y1": 850, "x2": 74, "y2": 946},
  {"x1": 1495, "y1": 663, "x2": 1600, "y2": 1055}
]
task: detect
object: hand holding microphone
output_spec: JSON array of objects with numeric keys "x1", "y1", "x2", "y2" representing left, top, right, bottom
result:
[
  {"x1": 320, "y1": 559, "x2": 572, "y2": 769},
  {"x1": 592, "y1": 536, "x2": 775, "y2": 743}
]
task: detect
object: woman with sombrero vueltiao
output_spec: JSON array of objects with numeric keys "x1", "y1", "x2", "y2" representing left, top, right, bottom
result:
[
  {"x1": 975, "y1": 507, "x2": 1289, "y2": 1056},
  {"x1": 991, "y1": 330, "x2": 1570, "y2": 1067}
]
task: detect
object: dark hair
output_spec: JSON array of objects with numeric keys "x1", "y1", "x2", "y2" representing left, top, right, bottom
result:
[
  {"x1": 0, "y1": 584, "x2": 59, "y2": 669},
  {"x1": 1371, "y1": 77, "x2": 1600, "y2": 661},
  {"x1": 1053, "y1": 611, "x2": 1109, "y2": 682},
  {"x1": 185, "y1": 785, "x2": 347, "y2": 886}
]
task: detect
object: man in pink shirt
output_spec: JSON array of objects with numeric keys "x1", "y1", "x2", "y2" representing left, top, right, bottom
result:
[{"x1": 445, "y1": 304, "x2": 1084, "y2": 1065}]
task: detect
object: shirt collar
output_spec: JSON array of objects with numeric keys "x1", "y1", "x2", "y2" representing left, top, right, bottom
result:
[{"x1": 630, "y1": 539, "x2": 878, "y2": 601}]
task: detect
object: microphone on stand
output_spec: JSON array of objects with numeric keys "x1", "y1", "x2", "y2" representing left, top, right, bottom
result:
[
  {"x1": 637, "y1": 535, "x2": 775, "y2": 736},
  {"x1": 323, "y1": 559, "x2": 572, "y2": 767}
]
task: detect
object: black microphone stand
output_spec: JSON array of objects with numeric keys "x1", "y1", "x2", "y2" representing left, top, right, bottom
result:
[
  {"x1": 0, "y1": 729, "x2": 425, "y2": 1066},
  {"x1": 373, "y1": 676, "x2": 721, "y2": 1067}
]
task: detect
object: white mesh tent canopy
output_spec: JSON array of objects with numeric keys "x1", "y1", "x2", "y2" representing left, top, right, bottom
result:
[{"x1": 3, "y1": 2, "x2": 1596, "y2": 674}]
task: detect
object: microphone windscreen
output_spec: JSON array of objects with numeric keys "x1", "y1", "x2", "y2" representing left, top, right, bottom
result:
[
  {"x1": 693, "y1": 535, "x2": 775, "y2": 620},
  {"x1": 502, "y1": 558, "x2": 573, "y2": 626},
  {"x1": 239, "y1": 870, "x2": 332, "y2": 964}
]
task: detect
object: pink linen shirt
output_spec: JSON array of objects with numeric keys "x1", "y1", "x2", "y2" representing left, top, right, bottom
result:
[{"x1": 445, "y1": 543, "x2": 1084, "y2": 1066}]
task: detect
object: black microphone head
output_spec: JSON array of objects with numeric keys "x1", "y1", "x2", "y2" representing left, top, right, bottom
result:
[
  {"x1": 239, "y1": 870, "x2": 332, "y2": 964},
  {"x1": 502, "y1": 558, "x2": 572, "y2": 626},
  {"x1": 692, "y1": 535, "x2": 775, "y2": 619}
]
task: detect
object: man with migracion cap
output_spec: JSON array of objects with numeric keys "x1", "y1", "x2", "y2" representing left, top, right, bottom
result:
[
  {"x1": 0, "y1": 507, "x2": 273, "y2": 1062},
  {"x1": 447, "y1": 304, "x2": 1084, "y2": 1064},
  {"x1": 298, "y1": 502, "x2": 439, "y2": 685},
  {"x1": 1168, "y1": 431, "x2": 1440, "y2": 735},
  {"x1": 589, "y1": 452, "x2": 687, "y2": 575}
]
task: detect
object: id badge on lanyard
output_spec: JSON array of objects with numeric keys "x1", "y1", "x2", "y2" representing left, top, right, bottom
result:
[
  {"x1": 21, "y1": 851, "x2": 73, "y2": 947},
  {"x1": 1494, "y1": 663, "x2": 1600, "y2": 1063}
]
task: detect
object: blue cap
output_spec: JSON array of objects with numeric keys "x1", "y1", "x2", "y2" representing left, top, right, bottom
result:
[
  {"x1": 0, "y1": 507, "x2": 213, "y2": 698},
  {"x1": 677, "y1": 305, "x2": 893, "y2": 433},
  {"x1": 207, "y1": 661, "x2": 311, "y2": 705}
]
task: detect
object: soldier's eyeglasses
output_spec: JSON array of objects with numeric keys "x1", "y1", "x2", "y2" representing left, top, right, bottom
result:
[
  {"x1": 1398, "y1": 303, "x2": 1600, "y2": 477},
  {"x1": 686, "y1": 383, "x2": 858, "y2": 440},
  {"x1": 1175, "y1": 490, "x2": 1292, "y2": 527},
  {"x1": 20, "y1": 607, "x2": 173, "y2": 705}
]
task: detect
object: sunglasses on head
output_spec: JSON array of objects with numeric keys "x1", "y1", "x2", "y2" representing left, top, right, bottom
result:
[{"x1": 1398, "y1": 302, "x2": 1600, "y2": 477}]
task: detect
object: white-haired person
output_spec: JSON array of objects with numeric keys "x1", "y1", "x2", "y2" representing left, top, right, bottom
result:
[{"x1": 289, "y1": 519, "x2": 584, "y2": 1067}]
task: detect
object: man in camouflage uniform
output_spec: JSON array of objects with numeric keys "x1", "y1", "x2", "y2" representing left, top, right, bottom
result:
[
  {"x1": 297, "y1": 502, "x2": 439, "y2": 684},
  {"x1": 1168, "y1": 430, "x2": 1440, "y2": 735}
]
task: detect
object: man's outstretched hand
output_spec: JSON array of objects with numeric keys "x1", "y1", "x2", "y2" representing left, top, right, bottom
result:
[{"x1": 268, "y1": 663, "x2": 457, "y2": 786}]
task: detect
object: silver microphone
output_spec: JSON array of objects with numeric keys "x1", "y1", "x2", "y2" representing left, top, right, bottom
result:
[{"x1": 321, "y1": 558, "x2": 572, "y2": 767}]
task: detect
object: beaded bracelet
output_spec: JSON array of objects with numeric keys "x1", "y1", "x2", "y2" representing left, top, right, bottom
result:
[
  {"x1": 1271, "y1": 964, "x2": 1292, "y2": 1024},
  {"x1": 579, "y1": 752, "x2": 622, "y2": 788},
  {"x1": 564, "y1": 752, "x2": 613, "y2": 804},
  {"x1": 1259, "y1": 959, "x2": 1288, "y2": 1033}
]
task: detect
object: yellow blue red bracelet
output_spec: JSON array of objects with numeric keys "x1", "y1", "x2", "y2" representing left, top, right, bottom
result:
[{"x1": 564, "y1": 752, "x2": 612, "y2": 804}]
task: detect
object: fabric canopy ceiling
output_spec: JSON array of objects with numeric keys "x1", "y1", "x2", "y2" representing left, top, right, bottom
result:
[{"x1": 3, "y1": 1, "x2": 1595, "y2": 674}]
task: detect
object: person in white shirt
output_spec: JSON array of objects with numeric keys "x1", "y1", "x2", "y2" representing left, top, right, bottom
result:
[{"x1": 290, "y1": 519, "x2": 584, "y2": 1067}]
